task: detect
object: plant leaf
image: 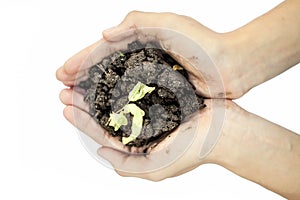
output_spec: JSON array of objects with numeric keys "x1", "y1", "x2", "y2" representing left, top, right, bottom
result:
[
  {"x1": 108, "y1": 112, "x2": 128, "y2": 131},
  {"x1": 121, "y1": 104, "x2": 144, "y2": 144},
  {"x1": 128, "y1": 82, "x2": 155, "y2": 102},
  {"x1": 108, "y1": 82, "x2": 153, "y2": 145},
  {"x1": 123, "y1": 103, "x2": 145, "y2": 116},
  {"x1": 122, "y1": 114, "x2": 143, "y2": 145}
]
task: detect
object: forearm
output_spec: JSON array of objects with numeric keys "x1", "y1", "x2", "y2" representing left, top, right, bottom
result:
[
  {"x1": 223, "y1": 0, "x2": 300, "y2": 93},
  {"x1": 208, "y1": 103, "x2": 300, "y2": 199}
]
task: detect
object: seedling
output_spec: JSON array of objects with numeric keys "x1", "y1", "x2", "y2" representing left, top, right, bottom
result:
[{"x1": 108, "y1": 82, "x2": 155, "y2": 144}]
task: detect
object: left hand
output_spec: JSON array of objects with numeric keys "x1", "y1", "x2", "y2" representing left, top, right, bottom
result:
[{"x1": 97, "y1": 99, "x2": 230, "y2": 181}]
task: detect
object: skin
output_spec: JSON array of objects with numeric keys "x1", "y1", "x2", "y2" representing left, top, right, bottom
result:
[
  {"x1": 56, "y1": 0, "x2": 300, "y2": 199},
  {"x1": 208, "y1": 102, "x2": 300, "y2": 199}
]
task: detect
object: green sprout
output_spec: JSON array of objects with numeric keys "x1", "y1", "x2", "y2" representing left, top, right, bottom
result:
[
  {"x1": 108, "y1": 82, "x2": 155, "y2": 145},
  {"x1": 118, "y1": 51, "x2": 125, "y2": 57}
]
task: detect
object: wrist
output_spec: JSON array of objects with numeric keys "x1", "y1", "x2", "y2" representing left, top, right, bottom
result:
[
  {"x1": 215, "y1": 32, "x2": 259, "y2": 99},
  {"x1": 205, "y1": 101, "x2": 247, "y2": 167},
  {"x1": 218, "y1": 0, "x2": 300, "y2": 99},
  {"x1": 206, "y1": 100, "x2": 300, "y2": 198},
  {"x1": 190, "y1": 29, "x2": 250, "y2": 99}
]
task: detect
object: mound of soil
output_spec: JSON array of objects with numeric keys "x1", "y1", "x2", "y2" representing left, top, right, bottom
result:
[{"x1": 78, "y1": 41, "x2": 205, "y2": 148}]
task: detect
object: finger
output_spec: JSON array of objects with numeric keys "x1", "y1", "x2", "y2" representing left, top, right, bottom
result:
[
  {"x1": 59, "y1": 89, "x2": 89, "y2": 112},
  {"x1": 63, "y1": 105, "x2": 111, "y2": 147},
  {"x1": 63, "y1": 105, "x2": 130, "y2": 151},
  {"x1": 62, "y1": 40, "x2": 102, "y2": 75},
  {"x1": 98, "y1": 147, "x2": 152, "y2": 179},
  {"x1": 102, "y1": 11, "x2": 172, "y2": 41},
  {"x1": 56, "y1": 67, "x2": 87, "y2": 84},
  {"x1": 59, "y1": 35, "x2": 144, "y2": 86},
  {"x1": 68, "y1": 35, "x2": 144, "y2": 74},
  {"x1": 102, "y1": 11, "x2": 223, "y2": 97},
  {"x1": 56, "y1": 39, "x2": 102, "y2": 85},
  {"x1": 58, "y1": 37, "x2": 131, "y2": 84},
  {"x1": 63, "y1": 81, "x2": 76, "y2": 87},
  {"x1": 56, "y1": 66, "x2": 76, "y2": 82},
  {"x1": 97, "y1": 112, "x2": 202, "y2": 175},
  {"x1": 97, "y1": 147, "x2": 129, "y2": 173},
  {"x1": 56, "y1": 67, "x2": 90, "y2": 89},
  {"x1": 98, "y1": 145, "x2": 198, "y2": 182},
  {"x1": 102, "y1": 11, "x2": 205, "y2": 42},
  {"x1": 59, "y1": 88, "x2": 72, "y2": 105}
]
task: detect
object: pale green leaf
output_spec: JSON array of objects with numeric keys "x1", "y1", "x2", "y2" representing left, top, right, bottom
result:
[
  {"x1": 122, "y1": 135, "x2": 136, "y2": 145},
  {"x1": 123, "y1": 103, "x2": 145, "y2": 117},
  {"x1": 108, "y1": 82, "x2": 152, "y2": 145},
  {"x1": 108, "y1": 112, "x2": 128, "y2": 131},
  {"x1": 122, "y1": 114, "x2": 143, "y2": 145},
  {"x1": 128, "y1": 82, "x2": 155, "y2": 102}
]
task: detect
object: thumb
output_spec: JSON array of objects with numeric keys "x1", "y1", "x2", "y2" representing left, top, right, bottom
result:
[
  {"x1": 97, "y1": 147, "x2": 128, "y2": 169},
  {"x1": 102, "y1": 25, "x2": 135, "y2": 42},
  {"x1": 102, "y1": 11, "x2": 173, "y2": 42},
  {"x1": 98, "y1": 147, "x2": 146, "y2": 177},
  {"x1": 102, "y1": 11, "x2": 145, "y2": 42}
]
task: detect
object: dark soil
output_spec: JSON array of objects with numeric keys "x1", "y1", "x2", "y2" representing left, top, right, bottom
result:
[{"x1": 78, "y1": 41, "x2": 206, "y2": 148}]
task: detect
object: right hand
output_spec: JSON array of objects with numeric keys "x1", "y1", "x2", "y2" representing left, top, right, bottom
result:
[{"x1": 102, "y1": 11, "x2": 248, "y2": 99}]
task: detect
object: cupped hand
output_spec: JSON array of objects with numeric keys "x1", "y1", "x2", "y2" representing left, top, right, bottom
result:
[
  {"x1": 97, "y1": 99, "x2": 229, "y2": 181},
  {"x1": 57, "y1": 12, "x2": 249, "y2": 99},
  {"x1": 102, "y1": 11, "x2": 249, "y2": 99},
  {"x1": 59, "y1": 81, "x2": 228, "y2": 180}
]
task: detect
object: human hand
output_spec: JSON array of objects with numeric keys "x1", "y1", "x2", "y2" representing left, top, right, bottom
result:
[
  {"x1": 101, "y1": 11, "x2": 251, "y2": 99},
  {"x1": 97, "y1": 99, "x2": 228, "y2": 180},
  {"x1": 56, "y1": 12, "x2": 245, "y2": 99},
  {"x1": 59, "y1": 80, "x2": 227, "y2": 179}
]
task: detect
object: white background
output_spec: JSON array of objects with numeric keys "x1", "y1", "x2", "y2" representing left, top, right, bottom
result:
[{"x1": 1, "y1": 0, "x2": 299, "y2": 199}]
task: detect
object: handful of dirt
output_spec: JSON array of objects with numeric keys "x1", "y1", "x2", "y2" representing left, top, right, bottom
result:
[{"x1": 78, "y1": 41, "x2": 205, "y2": 149}]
